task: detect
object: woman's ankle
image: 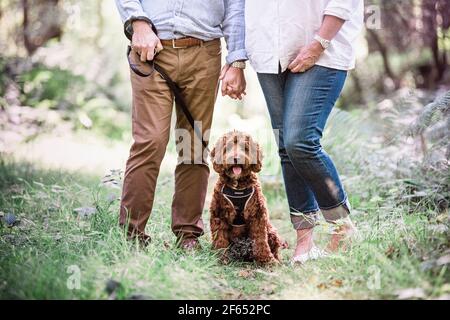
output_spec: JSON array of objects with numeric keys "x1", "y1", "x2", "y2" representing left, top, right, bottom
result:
[
  {"x1": 326, "y1": 218, "x2": 357, "y2": 252},
  {"x1": 294, "y1": 227, "x2": 314, "y2": 256}
]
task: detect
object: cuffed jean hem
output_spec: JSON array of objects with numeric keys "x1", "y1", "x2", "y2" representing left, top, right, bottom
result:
[
  {"x1": 290, "y1": 198, "x2": 351, "y2": 230},
  {"x1": 290, "y1": 211, "x2": 320, "y2": 230},
  {"x1": 320, "y1": 198, "x2": 351, "y2": 224}
]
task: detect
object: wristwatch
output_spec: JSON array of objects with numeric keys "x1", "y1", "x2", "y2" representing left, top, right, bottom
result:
[
  {"x1": 230, "y1": 61, "x2": 246, "y2": 69},
  {"x1": 124, "y1": 16, "x2": 156, "y2": 41},
  {"x1": 314, "y1": 34, "x2": 331, "y2": 50}
]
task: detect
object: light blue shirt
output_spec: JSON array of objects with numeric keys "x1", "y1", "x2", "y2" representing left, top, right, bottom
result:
[{"x1": 115, "y1": 0, "x2": 247, "y2": 64}]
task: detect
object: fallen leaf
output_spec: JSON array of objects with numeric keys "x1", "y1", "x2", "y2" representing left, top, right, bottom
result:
[
  {"x1": 436, "y1": 254, "x2": 450, "y2": 266},
  {"x1": 330, "y1": 279, "x2": 344, "y2": 287},
  {"x1": 238, "y1": 269, "x2": 254, "y2": 279},
  {"x1": 436, "y1": 213, "x2": 449, "y2": 224},
  {"x1": 385, "y1": 245, "x2": 399, "y2": 259},
  {"x1": 262, "y1": 285, "x2": 275, "y2": 295},
  {"x1": 317, "y1": 283, "x2": 328, "y2": 290},
  {"x1": 222, "y1": 291, "x2": 242, "y2": 300},
  {"x1": 18, "y1": 218, "x2": 35, "y2": 230},
  {"x1": 396, "y1": 288, "x2": 426, "y2": 300},
  {"x1": 74, "y1": 207, "x2": 96, "y2": 218}
]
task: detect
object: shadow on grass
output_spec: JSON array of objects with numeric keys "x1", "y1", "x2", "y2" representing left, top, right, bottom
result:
[{"x1": 0, "y1": 159, "x2": 285, "y2": 299}]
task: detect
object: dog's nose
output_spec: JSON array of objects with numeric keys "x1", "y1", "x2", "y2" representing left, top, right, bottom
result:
[{"x1": 233, "y1": 158, "x2": 239, "y2": 165}]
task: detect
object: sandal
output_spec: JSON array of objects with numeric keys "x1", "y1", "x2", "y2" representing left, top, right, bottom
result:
[{"x1": 291, "y1": 246, "x2": 328, "y2": 265}]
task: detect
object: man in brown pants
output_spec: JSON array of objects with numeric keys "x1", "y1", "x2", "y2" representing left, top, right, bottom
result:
[{"x1": 115, "y1": 0, "x2": 247, "y2": 249}]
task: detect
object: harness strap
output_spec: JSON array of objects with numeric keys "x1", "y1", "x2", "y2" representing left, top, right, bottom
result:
[{"x1": 221, "y1": 186, "x2": 255, "y2": 225}]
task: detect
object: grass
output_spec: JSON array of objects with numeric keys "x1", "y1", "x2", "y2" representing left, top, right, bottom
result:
[
  {"x1": 0, "y1": 154, "x2": 448, "y2": 300},
  {"x1": 0, "y1": 92, "x2": 448, "y2": 300}
]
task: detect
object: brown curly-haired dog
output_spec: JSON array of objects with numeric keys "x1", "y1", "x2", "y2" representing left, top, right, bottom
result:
[{"x1": 209, "y1": 131, "x2": 284, "y2": 264}]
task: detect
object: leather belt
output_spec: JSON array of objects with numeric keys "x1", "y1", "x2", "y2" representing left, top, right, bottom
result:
[{"x1": 160, "y1": 37, "x2": 206, "y2": 49}]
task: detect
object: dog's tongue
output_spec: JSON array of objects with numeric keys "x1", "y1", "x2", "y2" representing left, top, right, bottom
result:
[{"x1": 232, "y1": 166, "x2": 242, "y2": 176}]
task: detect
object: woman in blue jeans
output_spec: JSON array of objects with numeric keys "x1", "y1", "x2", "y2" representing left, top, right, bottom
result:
[{"x1": 245, "y1": 0, "x2": 364, "y2": 263}]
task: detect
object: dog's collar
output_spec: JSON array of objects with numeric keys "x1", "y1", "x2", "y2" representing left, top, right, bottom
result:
[{"x1": 221, "y1": 185, "x2": 254, "y2": 201}]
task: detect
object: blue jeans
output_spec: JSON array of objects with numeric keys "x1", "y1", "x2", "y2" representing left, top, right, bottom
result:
[{"x1": 258, "y1": 65, "x2": 351, "y2": 230}]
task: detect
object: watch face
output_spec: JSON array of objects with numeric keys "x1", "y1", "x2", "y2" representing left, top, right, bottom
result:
[{"x1": 315, "y1": 35, "x2": 330, "y2": 49}]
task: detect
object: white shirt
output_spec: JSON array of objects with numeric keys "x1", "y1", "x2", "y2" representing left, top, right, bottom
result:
[{"x1": 245, "y1": 0, "x2": 365, "y2": 73}]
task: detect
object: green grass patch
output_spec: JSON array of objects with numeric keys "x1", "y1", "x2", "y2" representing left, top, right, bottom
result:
[{"x1": 0, "y1": 158, "x2": 448, "y2": 299}]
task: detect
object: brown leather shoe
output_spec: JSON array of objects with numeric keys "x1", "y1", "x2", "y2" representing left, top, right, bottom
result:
[
  {"x1": 178, "y1": 238, "x2": 202, "y2": 251},
  {"x1": 136, "y1": 234, "x2": 152, "y2": 248},
  {"x1": 122, "y1": 226, "x2": 152, "y2": 248}
]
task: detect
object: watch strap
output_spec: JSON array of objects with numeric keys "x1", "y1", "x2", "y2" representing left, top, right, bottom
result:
[
  {"x1": 230, "y1": 61, "x2": 246, "y2": 69},
  {"x1": 124, "y1": 16, "x2": 156, "y2": 41},
  {"x1": 314, "y1": 34, "x2": 331, "y2": 50}
]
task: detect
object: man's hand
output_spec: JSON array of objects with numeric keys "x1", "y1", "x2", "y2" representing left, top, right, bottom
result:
[
  {"x1": 131, "y1": 20, "x2": 163, "y2": 62},
  {"x1": 288, "y1": 41, "x2": 324, "y2": 73},
  {"x1": 219, "y1": 64, "x2": 246, "y2": 100}
]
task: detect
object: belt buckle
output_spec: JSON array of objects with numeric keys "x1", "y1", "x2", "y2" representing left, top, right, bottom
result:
[{"x1": 172, "y1": 39, "x2": 188, "y2": 49}]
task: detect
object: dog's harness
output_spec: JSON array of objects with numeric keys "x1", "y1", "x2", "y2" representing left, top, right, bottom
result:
[{"x1": 221, "y1": 185, "x2": 255, "y2": 226}]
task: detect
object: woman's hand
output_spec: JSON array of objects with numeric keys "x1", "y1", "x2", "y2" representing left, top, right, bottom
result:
[
  {"x1": 220, "y1": 64, "x2": 247, "y2": 100},
  {"x1": 288, "y1": 41, "x2": 324, "y2": 73}
]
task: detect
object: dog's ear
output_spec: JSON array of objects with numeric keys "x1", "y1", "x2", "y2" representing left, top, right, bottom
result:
[
  {"x1": 251, "y1": 142, "x2": 263, "y2": 173},
  {"x1": 210, "y1": 146, "x2": 223, "y2": 174}
]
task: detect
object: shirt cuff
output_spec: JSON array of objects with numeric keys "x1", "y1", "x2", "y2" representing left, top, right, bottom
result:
[
  {"x1": 323, "y1": 7, "x2": 352, "y2": 21},
  {"x1": 226, "y1": 49, "x2": 248, "y2": 65},
  {"x1": 123, "y1": 15, "x2": 154, "y2": 41}
]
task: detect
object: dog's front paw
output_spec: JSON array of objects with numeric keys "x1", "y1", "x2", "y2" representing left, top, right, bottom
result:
[
  {"x1": 268, "y1": 257, "x2": 281, "y2": 265},
  {"x1": 255, "y1": 255, "x2": 279, "y2": 266},
  {"x1": 214, "y1": 248, "x2": 230, "y2": 265}
]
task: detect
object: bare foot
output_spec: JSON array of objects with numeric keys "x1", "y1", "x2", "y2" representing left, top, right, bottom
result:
[
  {"x1": 326, "y1": 218, "x2": 357, "y2": 252},
  {"x1": 293, "y1": 227, "x2": 314, "y2": 258}
]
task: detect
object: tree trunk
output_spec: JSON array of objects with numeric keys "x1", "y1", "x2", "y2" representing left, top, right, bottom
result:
[
  {"x1": 22, "y1": 0, "x2": 63, "y2": 55},
  {"x1": 422, "y1": 0, "x2": 446, "y2": 83},
  {"x1": 349, "y1": 71, "x2": 367, "y2": 105},
  {"x1": 367, "y1": 28, "x2": 400, "y2": 90}
]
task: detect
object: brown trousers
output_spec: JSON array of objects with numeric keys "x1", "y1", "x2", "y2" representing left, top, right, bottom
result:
[{"x1": 119, "y1": 39, "x2": 222, "y2": 241}]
